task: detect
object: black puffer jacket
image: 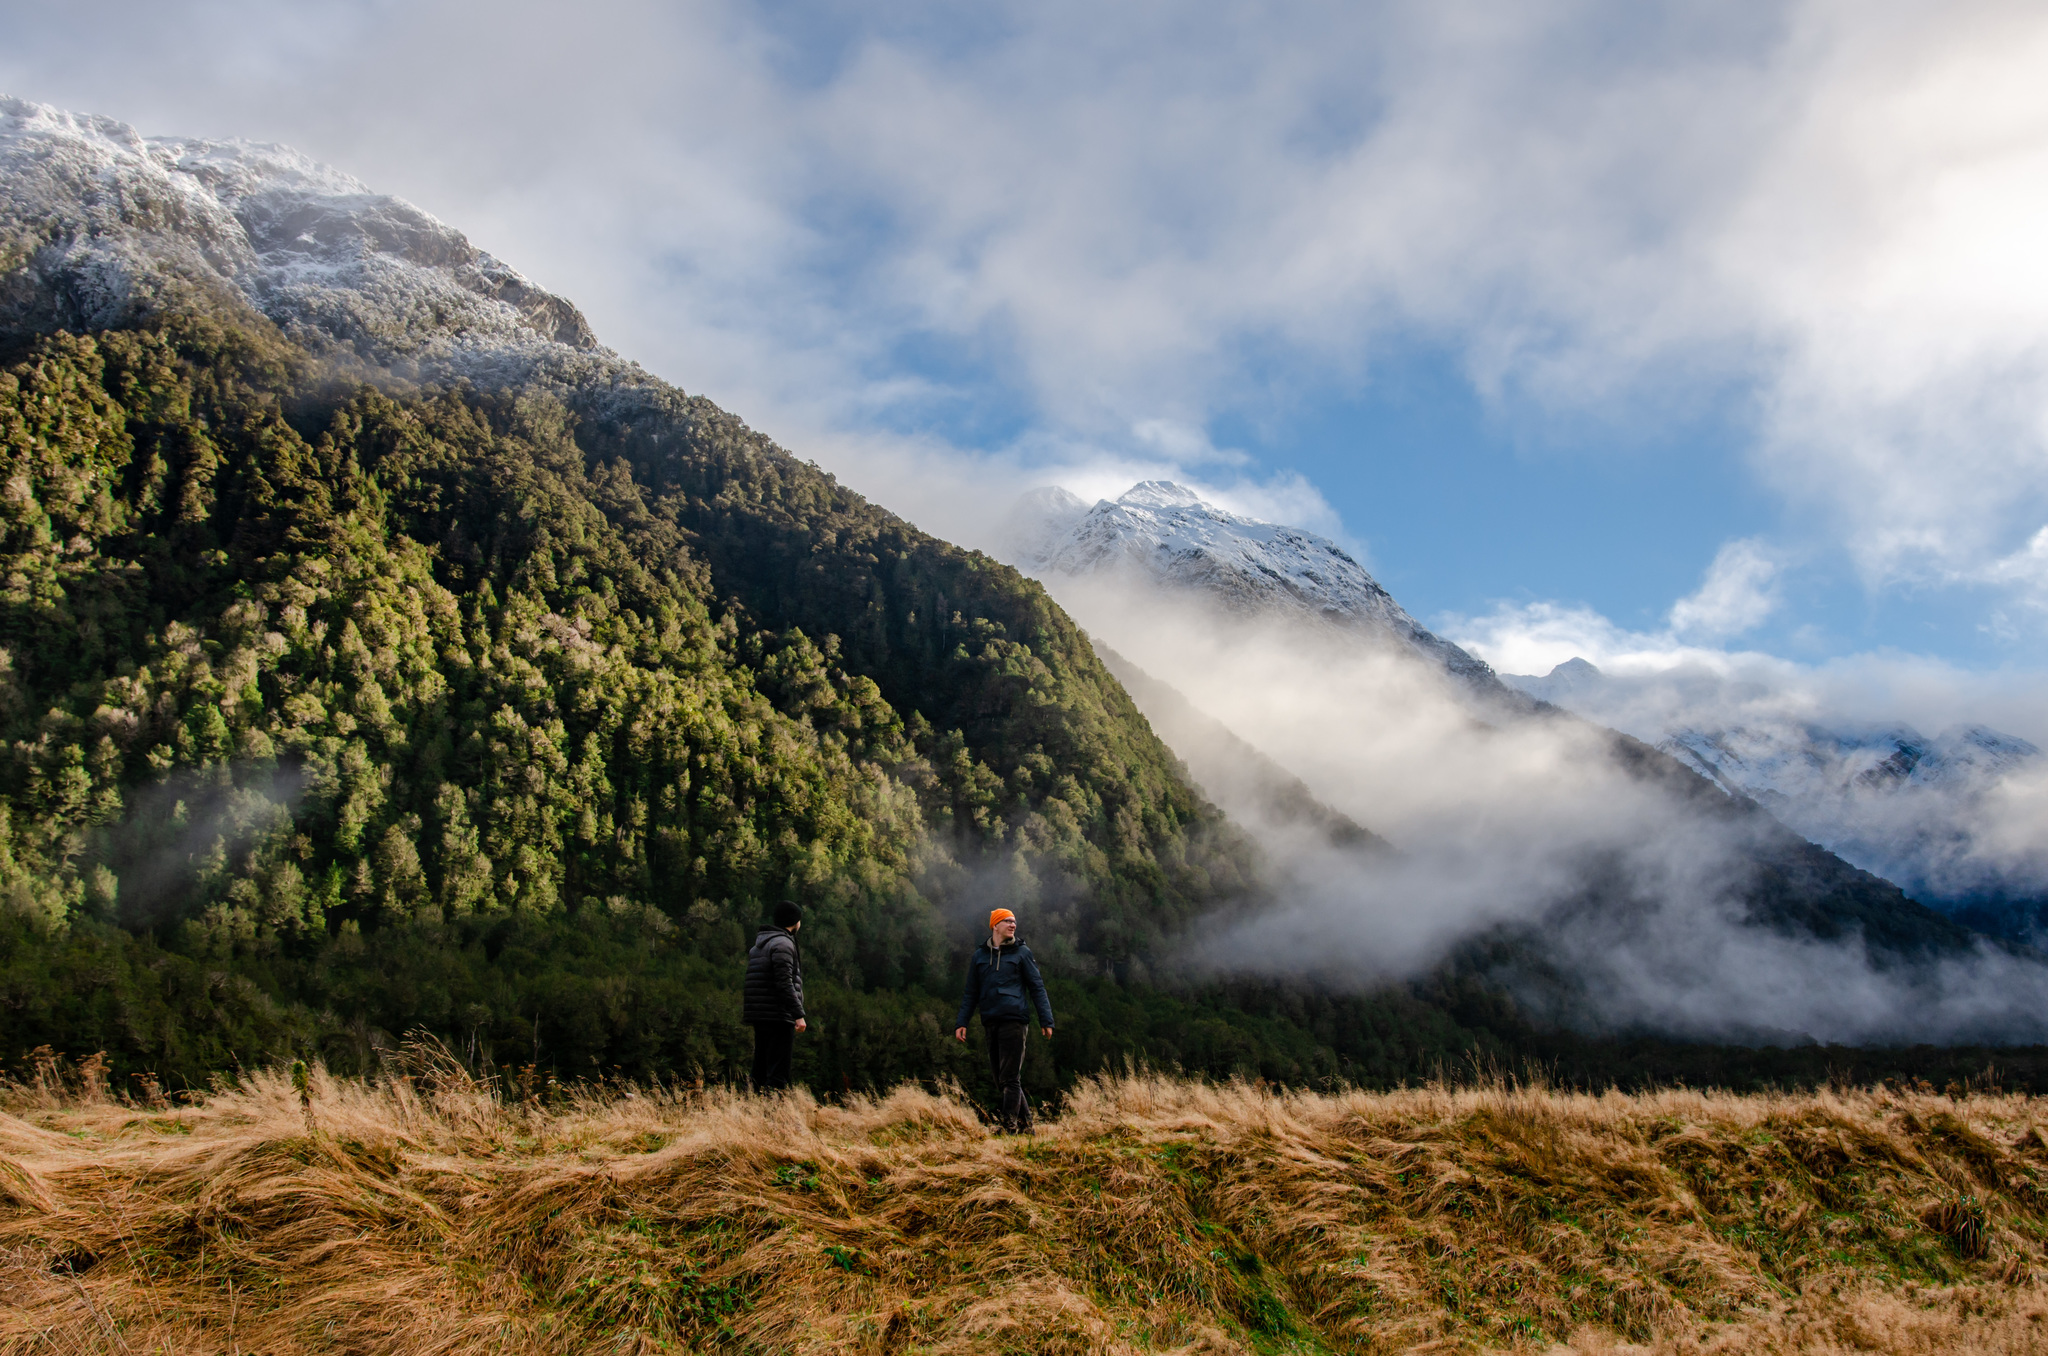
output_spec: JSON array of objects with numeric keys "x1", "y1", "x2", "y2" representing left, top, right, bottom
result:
[
  {"x1": 954, "y1": 939, "x2": 1054, "y2": 1029},
  {"x1": 742, "y1": 927, "x2": 804, "y2": 1025}
]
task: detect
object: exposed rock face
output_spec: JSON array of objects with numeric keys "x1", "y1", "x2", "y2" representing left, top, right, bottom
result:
[{"x1": 0, "y1": 96, "x2": 598, "y2": 362}]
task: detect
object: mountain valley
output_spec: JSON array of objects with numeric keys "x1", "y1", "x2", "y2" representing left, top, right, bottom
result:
[
  {"x1": 0, "y1": 95, "x2": 2044, "y2": 1100},
  {"x1": 1002, "y1": 481, "x2": 2046, "y2": 1044}
]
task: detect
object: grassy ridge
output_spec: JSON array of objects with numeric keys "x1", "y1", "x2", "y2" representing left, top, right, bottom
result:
[{"x1": 7, "y1": 1063, "x2": 2048, "y2": 1353}]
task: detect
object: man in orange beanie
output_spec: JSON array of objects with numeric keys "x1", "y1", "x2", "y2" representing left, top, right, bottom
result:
[{"x1": 953, "y1": 907, "x2": 1054, "y2": 1133}]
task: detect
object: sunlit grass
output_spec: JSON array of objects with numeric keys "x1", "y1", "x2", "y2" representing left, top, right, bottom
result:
[{"x1": 6, "y1": 1045, "x2": 2048, "y2": 1353}]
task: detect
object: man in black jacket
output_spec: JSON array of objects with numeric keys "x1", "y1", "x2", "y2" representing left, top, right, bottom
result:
[
  {"x1": 743, "y1": 901, "x2": 806, "y2": 1090},
  {"x1": 953, "y1": 907, "x2": 1054, "y2": 1133}
]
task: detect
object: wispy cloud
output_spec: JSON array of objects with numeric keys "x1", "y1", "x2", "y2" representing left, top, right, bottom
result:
[
  {"x1": 9, "y1": 0, "x2": 2048, "y2": 616},
  {"x1": 1668, "y1": 539, "x2": 1781, "y2": 640},
  {"x1": 1045, "y1": 569, "x2": 2048, "y2": 1044},
  {"x1": 1448, "y1": 588, "x2": 2048, "y2": 750}
]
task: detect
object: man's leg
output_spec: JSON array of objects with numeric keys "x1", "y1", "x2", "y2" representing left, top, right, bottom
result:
[
  {"x1": 752, "y1": 1022, "x2": 795, "y2": 1091},
  {"x1": 984, "y1": 1021, "x2": 1007, "y2": 1128},
  {"x1": 750, "y1": 1022, "x2": 769, "y2": 1089},
  {"x1": 1003, "y1": 1021, "x2": 1032, "y2": 1132},
  {"x1": 992, "y1": 1021, "x2": 1030, "y2": 1132}
]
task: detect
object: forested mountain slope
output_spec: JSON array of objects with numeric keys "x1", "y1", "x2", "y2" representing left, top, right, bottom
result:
[
  {"x1": 0, "y1": 304, "x2": 1342, "y2": 1085},
  {"x1": 0, "y1": 96, "x2": 1500, "y2": 1091},
  {"x1": 0, "y1": 97, "x2": 2040, "y2": 1099}
]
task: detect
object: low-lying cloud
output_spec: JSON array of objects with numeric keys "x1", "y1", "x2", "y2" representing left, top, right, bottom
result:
[
  {"x1": 1040, "y1": 567, "x2": 2048, "y2": 1045},
  {"x1": 1445, "y1": 591, "x2": 2048, "y2": 913}
]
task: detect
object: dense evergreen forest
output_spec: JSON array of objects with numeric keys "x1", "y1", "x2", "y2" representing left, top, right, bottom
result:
[
  {"x1": 0, "y1": 305, "x2": 1409, "y2": 1096},
  {"x1": 0, "y1": 303, "x2": 2041, "y2": 1105}
]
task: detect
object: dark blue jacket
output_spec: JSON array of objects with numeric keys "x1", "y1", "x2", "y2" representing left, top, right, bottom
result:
[{"x1": 955, "y1": 939, "x2": 1054, "y2": 1029}]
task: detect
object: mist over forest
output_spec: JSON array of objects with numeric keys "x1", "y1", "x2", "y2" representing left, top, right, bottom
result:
[
  {"x1": 1011, "y1": 510, "x2": 2048, "y2": 1048},
  {"x1": 0, "y1": 93, "x2": 2045, "y2": 1106},
  {"x1": 12, "y1": 14, "x2": 2048, "y2": 1352}
]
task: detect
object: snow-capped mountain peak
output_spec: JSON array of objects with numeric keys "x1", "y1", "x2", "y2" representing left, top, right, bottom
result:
[
  {"x1": 1009, "y1": 481, "x2": 1509, "y2": 695},
  {"x1": 0, "y1": 95, "x2": 598, "y2": 364},
  {"x1": 1115, "y1": 480, "x2": 1210, "y2": 510},
  {"x1": 1505, "y1": 656, "x2": 1604, "y2": 704}
]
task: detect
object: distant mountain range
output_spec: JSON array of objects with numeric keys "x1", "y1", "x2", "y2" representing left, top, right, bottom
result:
[
  {"x1": 1504, "y1": 658, "x2": 2048, "y2": 937},
  {"x1": 1010, "y1": 481, "x2": 2047, "y2": 949},
  {"x1": 1002, "y1": 478, "x2": 2048, "y2": 1041}
]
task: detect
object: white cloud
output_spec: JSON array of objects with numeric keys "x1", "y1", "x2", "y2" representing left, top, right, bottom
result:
[
  {"x1": 1449, "y1": 536, "x2": 1789, "y2": 680},
  {"x1": 1449, "y1": 593, "x2": 2048, "y2": 750},
  {"x1": 9, "y1": 0, "x2": 2048, "y2": 610},
  {"x1": 1667, "y1": 539, "x2": 1780, "y2": 639},
  {"x1": 1987, "y1": 526, "x2": 2048, "y2": 599},
  {"x1": 1129, "y1": 420, "x2": 1248, "y2": 469},
  {"x1": 1046, "y1": 569, "x2": 2048, "y2": 1043}
]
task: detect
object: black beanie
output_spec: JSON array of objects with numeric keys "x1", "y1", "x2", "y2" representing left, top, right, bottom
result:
[{"x1": 773, "y1": 900, "x2": 802, "y2": 928}]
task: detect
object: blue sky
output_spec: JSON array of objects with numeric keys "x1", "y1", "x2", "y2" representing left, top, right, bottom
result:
[
  {"x1": 1209, "y1": 347, "x2": 1773, "y2": 644},
  {"x1": 7, "y1": 0, "x2": 2048, "y2": 723},
  {"x1": 1212, "y1": 344, "x2": 2030, "y2": 671}
]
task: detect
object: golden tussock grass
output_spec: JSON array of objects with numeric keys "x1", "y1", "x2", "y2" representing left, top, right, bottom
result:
[{"x1": 6, "y1": 1050, "x2": 2048, "y2": 1354}]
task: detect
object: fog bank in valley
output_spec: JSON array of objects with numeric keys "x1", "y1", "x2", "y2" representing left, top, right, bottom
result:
[{"x1": 1039, "y1": 570, "x2": 2048, "y2": 1046}]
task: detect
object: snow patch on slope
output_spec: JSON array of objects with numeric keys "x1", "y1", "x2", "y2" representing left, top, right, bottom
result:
[
  {"x1": 1504, "y1": 658, "x2": 2048, "y2": 918},
  {"x1": 0, "y1": 96, "x2": 598, "y2": 364}
]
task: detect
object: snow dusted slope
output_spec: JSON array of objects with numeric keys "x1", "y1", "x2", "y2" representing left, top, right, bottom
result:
[
  {"x1": 1662, "y1": 722, "x2": 2046, "y2": 908},
  {"x1": 1503, "y1": 659, "x2": 2048, "y2": 924},
  {"x1": 1016, "y1": 480, "x2": 1511, "y2": 696},
  {"x1": 1662, "y1": 723, "x2": 2040, "y2": 807},
  {"x1": 0, "y1": 97, "x2": 596, "y2": 364}
]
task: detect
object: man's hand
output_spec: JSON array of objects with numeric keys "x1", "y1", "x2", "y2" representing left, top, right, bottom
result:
[
  {"x1": 793, "y1": 1019, "x2": 808, "y2": 1034},
  {"x1": 954, "y1": 1027, "x2": 967, "y2": 1042},
  {"x1": 1041, "y1": 1027, "x2": 1053, "y2": 1038}
]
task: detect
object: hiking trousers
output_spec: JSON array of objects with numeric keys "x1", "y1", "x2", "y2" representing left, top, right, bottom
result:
[
  {"x1": 751, "y1": 1021, "x2": 795, "y2": 1091},
  {"x1": 984, "y1": 1019, "x2": 1032, "y2": 1131}
]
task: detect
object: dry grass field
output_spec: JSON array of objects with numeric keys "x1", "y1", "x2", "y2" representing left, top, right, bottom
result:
[{"x1": 6, "y1": 1048, "x2": 2048, "y2": 1354}]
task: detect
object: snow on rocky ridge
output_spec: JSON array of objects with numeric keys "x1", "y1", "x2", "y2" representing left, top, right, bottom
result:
[
  {"x1": 1505, "y1": 658, "x2": 2048, "y2": 917},
  {"x1": 1010, "y1": 481, "x2": 1509, "y2": 695},
  {"x1": 0, "y1": 96, "x2": 597, "y2": 365},
  {"x1": 1660, "y1": 723, "x2": 2040, "y2": 805}
]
